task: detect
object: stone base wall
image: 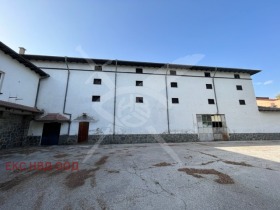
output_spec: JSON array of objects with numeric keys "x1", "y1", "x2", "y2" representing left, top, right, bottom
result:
[
  {"x1": 0, "y1": 112, "x2": 33, "y2": 149},
  {"x1": 59, "y1": 134, "x2": 198, "y2": 145},
  {"x1": 229, "y1": 133, "x2": 280, "y2": 141}
]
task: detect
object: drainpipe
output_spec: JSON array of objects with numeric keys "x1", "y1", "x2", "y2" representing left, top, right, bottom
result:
[
  {"x1": 113, "y1": 60, "x2": 118, "y2": 139},
  {"x1": 64, "y1": 57, "x2": 72, "y2": 135},
  {"x1": 35, "y1": 75, "x2": 49, "y2": 109},
  {"x1": 165, "y1": 64, "x2": 170, "y2": 134},
  {"x1": 212, "y1": 67, "x2": 219, "y2": 114}
]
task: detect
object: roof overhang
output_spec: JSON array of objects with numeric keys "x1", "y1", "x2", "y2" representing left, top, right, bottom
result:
[
  {"x1": 258, "y1": 106, "x2": 280, "y2": 112},
  {"x1": 35, "y1": 113, "x2": 70, "y2": 122},
  {"x1": 22, "y1": 54, "x2": 261, "y2": 75},
  {"x1": 0, "y1": 42, "x2": 49, "y2": 78},
  {"x1": 0, "y1": 100, "x2": 42, "y2": 115}
]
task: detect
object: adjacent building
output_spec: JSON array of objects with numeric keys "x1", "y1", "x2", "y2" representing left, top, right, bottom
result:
[{"x1": 0, "y1": 41, "x2": 279, "y2": 148}]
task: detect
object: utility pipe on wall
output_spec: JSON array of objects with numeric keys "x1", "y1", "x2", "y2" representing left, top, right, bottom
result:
[
  {"x1": 212, "y1": 67, "x2": 219, "y2": 114},
  {"x1": 64, "y1": 57, "x2": 72, "y2": 135},
  {"x1": 165, "y1": 64, "x2": 170, "y2": 134},
  {"x1": 113, "y1": 60, "x2": 118, "y2": 138}
]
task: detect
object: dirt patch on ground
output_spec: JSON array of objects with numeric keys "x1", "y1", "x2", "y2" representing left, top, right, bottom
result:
[
  {"x1": 65, "y1": 168, "x2": 99, "y2": 189},
  {"x1": 153, "y1": 162, "x2": 172, "y2": 167},
  {"x1": 95, "y1": 156, "x2": 109, "y2": 166},
  {"x1": 201, "y1": 160, "x2": 216, "y2": 165},
  {"x1": 178, "y1": 168, "x2": 234, "y2": 184},
  {"x1": 97, "y1": 198, "x2": 108, "y2": 210},
  {"x1": 34, "y1": 192, "x2": 45, "y2": 210},
  {"x1": 53, "y1": 154, "x2": 69, "y2": 158},
  {"x1": 222, "y1": 160, "x2": 252, "y2": 167}
]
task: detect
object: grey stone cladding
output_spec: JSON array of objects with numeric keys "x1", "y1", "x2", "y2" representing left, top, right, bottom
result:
[{"x1": 229, "y1": 133, "x2": 280, "y2": 141}]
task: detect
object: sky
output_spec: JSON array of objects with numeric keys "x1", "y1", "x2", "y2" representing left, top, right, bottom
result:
[{"x1": 0, "y1": 0, "x2": 279, "y2": 98}]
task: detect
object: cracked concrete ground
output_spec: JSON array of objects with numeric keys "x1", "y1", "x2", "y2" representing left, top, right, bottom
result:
[{"x1": 0, "y1": 140, "x2": 279, "y2": 210}]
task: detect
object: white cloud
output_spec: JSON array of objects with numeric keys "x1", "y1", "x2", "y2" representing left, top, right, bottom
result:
[
  {"x1": 171, "y1": 54, "x2": 205, "y2": 65},
  {"x1": 255, "y1": 80, "x2": 273, "y2": 85},
  {"x1": 263, "y1": 80, "x2": 273, "y2": 85}
]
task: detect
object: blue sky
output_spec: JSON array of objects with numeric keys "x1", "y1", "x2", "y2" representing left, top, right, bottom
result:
[{"x1": 0, "y1": 0, "x2": 279, "y2": 97}]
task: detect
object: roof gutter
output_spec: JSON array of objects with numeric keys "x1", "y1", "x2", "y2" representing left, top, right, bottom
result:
[{"x1": 64, "y1": 57, "x2": 72, "y2": 135}]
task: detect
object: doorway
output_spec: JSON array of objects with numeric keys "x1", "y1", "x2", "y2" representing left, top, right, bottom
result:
[
  {"x1": 78, "y1": 122, "x2": 89, "y2": 143},
  {"x1": 197, "y1": 114, "x2": 228, "y2": 141},
  {"x1": 41, "y1": 123, "x2": 61, "y2": 145}
]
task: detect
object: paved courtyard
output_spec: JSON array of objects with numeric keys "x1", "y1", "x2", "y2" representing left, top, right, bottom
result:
[{"x1": 0, "y1": 140, "x2": 279, "y2": 210}]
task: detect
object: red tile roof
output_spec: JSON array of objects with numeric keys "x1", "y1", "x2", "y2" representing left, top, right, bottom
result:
[
  {"x1": 0, "y1": 100, "x2": 42, "y2": 114},
  {"x1": 36, "y1": 113, "x2": 70, "y2": 122}
]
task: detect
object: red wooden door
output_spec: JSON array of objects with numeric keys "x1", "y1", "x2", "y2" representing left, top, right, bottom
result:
[{"x1": 78, "y1": 122, "x2": 89, "y2": 143}]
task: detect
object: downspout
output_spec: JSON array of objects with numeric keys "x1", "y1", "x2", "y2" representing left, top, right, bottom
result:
[
  {"x1": 64, "y1": 57, "x2": 72, "y2": 135},
  {"x1": 35, "y1": 76, "x2": 48, "y2": 108},
  {"x1": 113, "y1": 60, "x2": 118, "y2": 140},
  {"x1": 212, "y1": 67, "x2": 219, "y2": 114},
  {"x1": 165, "y1": 64, "x2": 170, "y2": 134}
]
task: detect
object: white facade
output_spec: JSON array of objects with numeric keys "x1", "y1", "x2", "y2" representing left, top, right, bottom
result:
[
  {"x1": 25, "y1": 58, "x2": 280, "y2": 142},
  {"x1": 0, "y1": 50, "x2": 40, "y2": 107}
]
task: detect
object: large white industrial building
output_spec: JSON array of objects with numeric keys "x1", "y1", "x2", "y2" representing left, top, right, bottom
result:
[{"x1": 0, "y1": 41, "x2": 279, "y2": 148}]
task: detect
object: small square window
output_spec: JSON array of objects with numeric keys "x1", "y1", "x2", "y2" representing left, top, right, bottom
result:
[
  {"x1": 172, "y1": 98, "x2": 179, "y2": 104},
  {"x1": 136, "y1": 97, "x2": 143, "y2": 103},
  {"x1": 239, "y1": 100, "x2": 246, "y2": 105},
  {"x1": 95, "y1": 65, "x2": 102, "y2": 71},
  {"x1": 234, "y1": 74, "x2": 240, "y2": 79},
  {"x1": 206, "y1": 84, "x2": 212, "y2": 89},
  {"x1": 236, "y1": 85, "x2": 242, "y2": 90},
  {"x1": 136, "y1": 68, "x2": 143, "y2": 73},
  {"x1": 208, "y1": 99, "x2": 215, "y2": 104},
  {"x1": 136, "y1": 81, "x2": 143, "y2": 86},
  {"x1": 93, "y1": 79, "x2": 102, "y2": 85},
  {"x1": 205, "y1": 72, "x2": 211, "y2": 77},
  {"x1": 171, "y1": 82, "x2": 178, "y2": 88},
  {"x1": 170, "y1": 70, "x2": 176, "y2": 75},
  {"x1": 92, "y1": 96, "x2": 100, "y2": 102}
]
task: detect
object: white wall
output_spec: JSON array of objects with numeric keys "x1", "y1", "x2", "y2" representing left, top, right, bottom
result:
[
  {"x1": 0, "y1": 51, "x2": 40, "y2": 107},
  {"x1": 27, "y1": 60, "x2": 280, "y2": 137}
]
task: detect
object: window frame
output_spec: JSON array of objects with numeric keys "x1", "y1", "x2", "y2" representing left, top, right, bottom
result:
[
  {"x1": 93, "y1": 78, "x2": 102, "y2": 85},
  {"x1": 206, "y1": 84, "x2": 213, "y2": 89},
  {"x1": 136, "y1": 81, "x2": 143, "y2": 86},
  {"x1": 239, "y1": 100, "x2": 246, "y2": 105},
  {"x1": 136, "y1": 68, "x2": 143, "y2": 74},
  {"x1": 92, "y1": 95, "x2": 101, "y2": 102},
  {"x1": 236, "y1": 85, "x2": 243, "y2": 90},
  {"x1": 204, "y1": 72, "x2": 211, "y2": 77},
  {"x1": 170, "y1": 82, "x2": 178, "y2": 88},
  {"x1": 172, "y1": 98, "x2": 179, "y2": 104},
  {"x1": 208, "y1": 99, "x2": 215, "y2": 104},
  {"x1": 136, "y1": 97, "x2": 144, "y2": 103},
  {"x1": 95, "y1": 65, "x2": 102, "y2": 71},
  {"x1": 170, "y1": 70, "x2": 176, "y2": 75},
  {"x1": 234, "y1": 74, "x2": 240, "y2": 79}
]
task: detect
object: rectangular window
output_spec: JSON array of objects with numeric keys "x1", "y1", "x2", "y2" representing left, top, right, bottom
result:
[
  {"x1": 171, "y1": 82, "x2": 178, "y2": 88},
  {"x1": 136, "y1": 97, "x2": 143, "y2": 103},
  {"x1": 206, "y1": 84, "x2": 212, "y2": 89},
  {"x1": 236, "y1": 85, "x2": 242, "y2": 90},
  {"x1": 234, "y1": 74, "x2": 240, "y2": 79},
  {"x1": 208, "y1": 99, "x2": 215, "y2": 104},
  {"x1": 95, "y1": 65, "x2": 102, "y2": 71},
  {"x1": 239, "y1": 100, "x2": 246, "y2": 105},
  {"x1": 93, "y1": 79, "x2": 102, "y2": 85},
  {"x1": 136, "y1": 68, "x2": 143, "y2": 73},
  {"x1": 170, "y1": 70, "x2": 176, "y2": 75},
  {"x1": 136, "y1": 81, "x2": 143, "y2": 86},
  {"x1": 92, "y1": 96, "x2": 100, "y2": 102},
  {"x1": 172, "y1": 98, "x2": 179, "y2": 104},
  {"x1": 205, "y1": 72, "x2": 211, "y2": 77}
]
